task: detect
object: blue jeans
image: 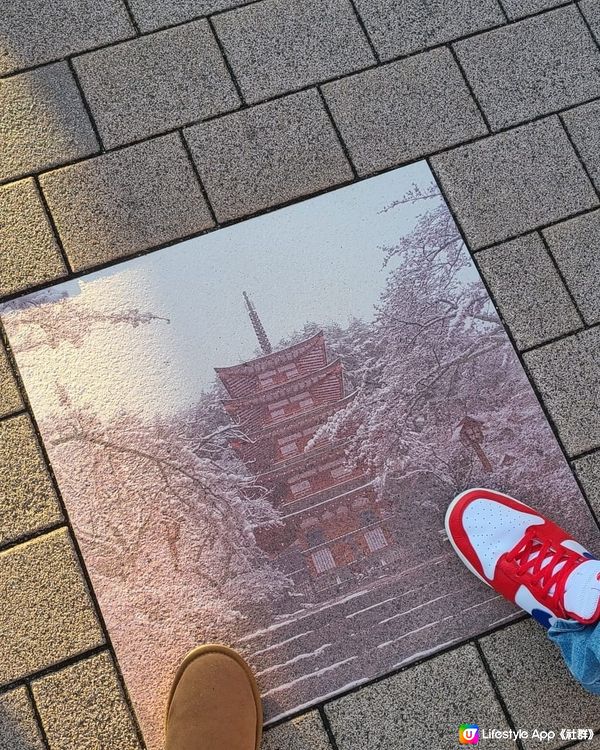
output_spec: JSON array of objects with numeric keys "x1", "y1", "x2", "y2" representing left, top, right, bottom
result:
[{"x1": 548, "y1": 620, "x2": 600, "y2": 694}]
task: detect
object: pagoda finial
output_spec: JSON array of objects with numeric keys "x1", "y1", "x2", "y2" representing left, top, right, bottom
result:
[{"x1": 243, "y1": 291, "x2": 272, "y2": 355}]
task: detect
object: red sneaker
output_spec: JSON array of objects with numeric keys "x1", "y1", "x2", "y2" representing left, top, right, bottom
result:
[{"x1": 445, "y1": 488, "x2": 600, "y2": 628}]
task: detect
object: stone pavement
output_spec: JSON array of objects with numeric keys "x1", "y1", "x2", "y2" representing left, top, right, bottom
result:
[{"x1": 2, "y1": 0, "x2": 600, "y2": 747}]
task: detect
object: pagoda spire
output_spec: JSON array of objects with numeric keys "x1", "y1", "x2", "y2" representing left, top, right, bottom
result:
[{"x1": 243, "y1": 291, "x2": 272, "y2": 355}]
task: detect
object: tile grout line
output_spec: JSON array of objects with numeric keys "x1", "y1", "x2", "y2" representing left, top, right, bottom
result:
[
  {"x1": 473, "y1": 640, "x2": 525, "y2": 750},
  {"x1": 448, "y1": 44, "x2": 492, "y2": 133},
  {"x1": 33, "y1": 177, "x2": 73, "y2": 275},
  {"x1": 428, "y1": 157, "x2": 600, "y2": 535},
  {"x1": 0, "y1": 322, "x2": 148, "y2": 750},
  {"x1": 24, "y1": 681, "x2": 51, "y2": 750},
  {"x1": 0, "y1": 521, "x2": 67, "y2": 557},
  {"x1": 495, "y1": 0, "x2": 511, "y2": 21},
  {"x1": 576, "y1": 0, "x2": 600, "y2": 48},
  {"x1": 119, "y1": 0, "x2": 142, "y2": 35},
  {"x1": 177, "y1": 129, "x2": 219, "y2": 225},
  {"x1": 537, "y1": 229, "x2": 586, "y2": 326},
  {"x1": 318, "y1": 704, "x2": 341, "y2": 750},
  {"x1": 317, "y1": 87, "x2": 359, "y2": 179},
  {"x1": 66, "y1": 58, "x2": 105, "y2": 153},
  {"x1": 346, "y1": 0, "x2": 381, "y2": 63},
  {"x1": 206, "y1": 16, "x2": 247, "y2": 107}
]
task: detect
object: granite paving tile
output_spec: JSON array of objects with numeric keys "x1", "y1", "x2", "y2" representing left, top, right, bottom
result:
[
  {"x1": 32, "y1": 651, "x2": 141, "y2": 750},
  {"x1": 0, "y1": 346, "x2": 22, "y2": 418},
  {"x1": 0, "y1": 179, "x2": 66, "y2": 296},
  {"x1": 454, "y1": 6, "x2": 600, "y2": 130},
  {"x1": 74, "y1": 20, "x2": 239, "y2": 149},
  {"x1": 0, "y1": 0, "x2": 134, "y2": 75},
  {"x1": 476, "y1": 234, "x2": 581, "y2": 349},
  {"x1": 325, "y1": 644, "x2": 514, "y2": 749},
  {"x1": 431, "y1": 118, "x2": 598, "y2": 249},
  {"x1": 524, "y1": 328, "x2": 600, "y2": 456},
  {"x1": 352, "y1": 0, "x2": 505, "y2": 60},
  {"x1": 580, "y1": 0, "x2": 600, "y2": 44},
  {"x1": 212, "y1": 0, "x2": 375, "y2": 103},
  {"x1": 0, "y1": 528, "x2": 104, "y2": 684},
  {"x1": 562, "y1": 100, "x2": 600, "y2": 192},
  {"x1": 573, "y1": 450, "x2": 600, "y2": 521},
  {"x1": 263, "y1": 712, "x2": 332, "y2": 749},
  {"x1": 543, "y1": 210, "x2": 600, "y2": 325},
  {"x1": 0, "y1": 415, "x2": 62, "y2": 548},
  {"x1": 127, "y1": 0, "x2": 243, "y2": 32},
  {"x1": 501, "y1": 0, "x2": 571, "y2": 19},
  {"x1": 0, "y1": 687, "x2": 45, "y2": 750},
  {"x1": 40, "y1": 134, "x2": 214, "y2": 270},
  {"x1": 322, "y1": 47, "x2": 487, "y2": 175},
  {"x1": 0, "y1": 63, "x2": 99, "y2": 183},
  {"x1": 185, "y1": 90, "x2": 353, "y2": 222},
  {"x1": 479, "y1": 619, "x2": 600, "y2": 750}
]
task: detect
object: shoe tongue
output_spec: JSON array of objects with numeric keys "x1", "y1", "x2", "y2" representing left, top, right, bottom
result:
[{"x1": 564, "y1": 560, "x2": 600, "y2": 622}]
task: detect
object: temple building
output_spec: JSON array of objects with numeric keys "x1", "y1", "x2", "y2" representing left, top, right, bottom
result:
[{"x1": 215, "y1": 293, "x2": 398, "y2": 594}]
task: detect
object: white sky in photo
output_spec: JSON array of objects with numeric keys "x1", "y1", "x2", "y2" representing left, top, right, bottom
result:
[{"x1": 3, "y1": 162, "x2": 478, "y2": 421}]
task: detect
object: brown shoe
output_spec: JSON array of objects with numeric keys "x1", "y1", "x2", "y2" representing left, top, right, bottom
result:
[{"x1": 165, "y1": 644, "x2": 262, "y2": 750}]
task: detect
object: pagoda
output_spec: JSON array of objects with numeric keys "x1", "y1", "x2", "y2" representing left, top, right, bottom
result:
[{"x1": 215, "y1": 293, "x2": 398, "y2": 593}]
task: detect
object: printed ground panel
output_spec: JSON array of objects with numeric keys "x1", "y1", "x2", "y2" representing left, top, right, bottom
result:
[{"x1": 2, "y1": 163, "x2": 597, "y2": 749}]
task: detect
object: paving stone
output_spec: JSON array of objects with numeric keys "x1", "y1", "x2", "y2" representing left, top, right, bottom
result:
[
  {"x1": 263, "y1": 712, "x2": 332, "y2": 750},
  {"x1": 543, "y1": 211, "x2": 600, "y2": 325},
  {"x1": 0, "y1": 528, "x2": 104, "y2": 684},
  {"x1": 212, "y1": 0, "x2": 375, "y2": 103},
  {"x1": 476, "y1": 234, "x2": 581, "y2": 349},
  {"x1": 40, "y1": 134, "x2": 214, "y2": 271},
  {"x1": 74, "y1": 20, "x2": 239, "y2": 149},
  {"x1": 32, "y1": 651, "x2": 140, "y2": 750},
  {"x1": 0, "y1": 415, "x2": 62, "y2": 548},
  {"x1": 573, "y1": 451, "x2": 600, "y2": 522},
  {"x1": 431, "y1": 118, "x2": 598, "y2": 249},
  {"x1": 0, "y1": 0, "x2": 133, "y2": 75},
  {"x1": 185, "y1": 90, "x2": 353, "y2": 222},
  {"x1": 323, "y1": 47, "x2": 487, "y2": 175},
  {"x1": 562, "y1": 100, "x2": 600, "y2": 192},
  {"x1": 0, "y1": 687, "x2": 45, "y2": 750},
  {"x1": 454, "y1": 6, "x2": 600, "y2": 131},
  {"x1": 580, "y1": 0, "x2": 600, "y2": 44},
  {"x1": 0, "y1": 63, "x2": 99, "y2": 183},
  {"x1": 352, "y1": 0, "x2": 504, "y2": 60},
  {"x1": 479, "y1": 619, "x2": 600, "y2": 750},
  {"x1": 0, "y1": 179, "x2": 66, "y2": 296},
  {"x1": 0, "y1": 346, "x2": 22, "y2": 418},
  {"x1": 325, "y1": 644, "x2": 513, "y2": 749},
  {"x1": 524, "y1": 328, "x2": 600, "y2": 456},
  {"x1": 501, "y1": 0, "x2": 569, "y2": 19},
  {"x1": 127, "y1": 0, "x2": 243, "y2": 32}
]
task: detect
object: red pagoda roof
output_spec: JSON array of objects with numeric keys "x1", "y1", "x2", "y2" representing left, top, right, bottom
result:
[{"x1": 215, "y1": 331, "x2": 327, "y2": 398}]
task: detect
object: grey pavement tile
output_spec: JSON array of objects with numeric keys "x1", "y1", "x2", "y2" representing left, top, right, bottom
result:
[
  {"x1": 323, "y1": 47, "x2": 487, "y2": 175},
  {"x1": 74, "y1": 20, "x2": 239, "y2": 149},
  {"x1": 573, "y1": 450, "x2": 600, "y2": 521},
  {"x1": 212, "y1": 0, "x2": 375, "y2": 103},
  {"x1": 352, "y1": 0, "x2": 505, "y2": 60},
  {"x1": 263, "y1": 712, "x2": 332, "y2": 749},
  {"x1": 524, "y1": 328, "x2": 600, "y2": 456},
  {"x1": 479, "y1": 619, "x2": 600, "y2": 750},
  {"x1": 325, "y1": 644, "x2": 514, "y2": 749},
  {"x1": 0, "y1": 63, "x2": 99, "y2": 183},
  {"x1": 562, "y1": 100, "x2": 600, "y2": 192},
  {"x1": 0, "y1": 415, "x2": 62, "y2": 548},
  {"x1": 502, "y1": 0, "x2": 570, "y2": 19},
  {"x1": 580, "y1": 0, "x2": 600, "y2": 44},
  {"x1": 32, "y1": 651, "x2": 141, "y2": 750},
  {"x1": 543, "y1": 210, "x2": 600, "y2": 325},
  {"x1": 0, "y1": 346, "x2": 22, "y2": 418},
  {"x1": 0, "y1": 179, "x2": 66, "y2": 296},
  {"x1": 127, "y1": 0, "x2": 243, "y2": 32},
  {"x1": 476, "y1": 234, "x2": 581, "y2": 349},
  {"x1": 0, "y1": 528, "x2": 104, "y2": 684},
  {"x1": 432, "y1": 118, "x2": 598, "y2": 249},
  {"x1": 185, "y1": 90, "x2": 353, "y2": 222},
  {"x1": 0, "y1": 0, "x2": 134, "y2": 75},
  {"x1": 454, "y1": 6, "x2": 600, "y2": 131},
  {"x1": 0, "y1": 687, "x2": 45, "y2": 750},
  {"x1": 40, "y1": 134, "x2": 214, "y2": 271}
]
